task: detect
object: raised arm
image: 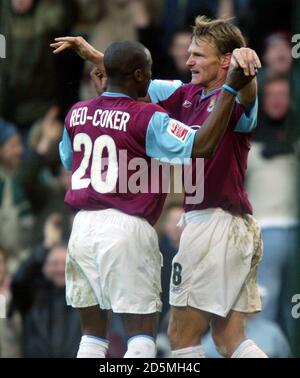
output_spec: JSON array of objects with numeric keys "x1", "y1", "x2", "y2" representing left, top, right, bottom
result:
[
  {"x1": 51, "y1": 36, "x2": 150, "y2": 100},
  {"x1": 192, "y1": 65, "x2": 256, "y2": 158},
  {"x1": 146, "y1": 66, "x2": 257, "y2": 162},
  {"x1": 51, "y1": 36, "x2": 104, "y2": 67}
]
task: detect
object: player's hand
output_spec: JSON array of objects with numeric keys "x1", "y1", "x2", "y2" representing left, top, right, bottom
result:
[
  {"x1": 36, "y1": 106, "x2": 63, "y2": 155},
  {"x1": 50, "y1": 36, "x2": 104, "y2": 67},
  {"x1": 231, "y1": 47, "x2": 261, "y2": 76},
  {"x1": 225, "y1": 64, "x2": 255, "y2": 92},
  {"x1": 90, "y1": 67, "x2": 108, "y2": 95},
  {"x1": 50, "y1": 36, "x2": 91, "y2": 59}
]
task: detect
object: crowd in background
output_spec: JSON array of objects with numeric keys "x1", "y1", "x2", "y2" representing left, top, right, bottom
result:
[{"x1": 0, "y1": 0, "x2": 298, "y2": 358}]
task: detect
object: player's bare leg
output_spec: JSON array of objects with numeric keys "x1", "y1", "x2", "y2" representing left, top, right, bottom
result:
[
  {"x1": 211, "y1": 310, "x2": 267, "y2": 358},
  {"x1": 76, "y1": 306, "x2": 111, "y2": 358},
  {"x1": 122, "y1": 313, "x2": 158, "y2": 358},
  {"x1": 168, "y1": 306, "x2": 210, "y2": 357}
]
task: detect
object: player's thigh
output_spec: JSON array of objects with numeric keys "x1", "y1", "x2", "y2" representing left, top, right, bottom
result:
[
  {"x1": 66, "y1": 210, "x2": 102, "y2": 308},
  {"x1": 77, "y1": 305, "x2": 111, "y2": 339},
  {"x1": 121, "y1": 313, "x2": 158, "y2": 339},
  {"x1": 169, "y1": 222, "x2": 209, "y2": 307},
  {"x1": 99, "y1": 215, "x2": 162, "y2": 314},
  {"x1": 168, "y1": 306, "x2": 211, "y2": 349}
]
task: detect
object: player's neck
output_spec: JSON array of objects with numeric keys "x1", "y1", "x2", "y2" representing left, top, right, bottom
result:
[
  {"x1": 106, "y1": 84, "x2": 137, "y2": 100},
  {"x1": 202, "y1": 76, "x2": 226, "y2": 95}
]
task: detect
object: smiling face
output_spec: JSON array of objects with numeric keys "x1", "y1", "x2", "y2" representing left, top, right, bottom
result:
[{"x1": 186, "y1": 37, "x2": 228, "y2": 87}]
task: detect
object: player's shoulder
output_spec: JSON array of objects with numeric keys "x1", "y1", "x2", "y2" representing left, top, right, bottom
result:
[{"x1": 131, "y1": 100, "x2": 167, "y2": 117}]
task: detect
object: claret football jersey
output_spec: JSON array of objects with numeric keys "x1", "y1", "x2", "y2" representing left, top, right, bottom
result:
[
  {"x1": 60, "y1": 92, "x2": 197, "y2": 225},
  {"x1": 148, "y1": 80, "x2": 258, "y2": 215}
]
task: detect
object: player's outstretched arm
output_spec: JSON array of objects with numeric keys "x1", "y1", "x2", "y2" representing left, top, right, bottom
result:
[
  {"x1": 192, "y1": 66, "x2": 255, "y2": 158},
  {"x1": 50, "y1": 36, "x2": 151, "y2": 102},
  {"x1": 50, "y1": 36, "x2": 104, "y2": 67}
]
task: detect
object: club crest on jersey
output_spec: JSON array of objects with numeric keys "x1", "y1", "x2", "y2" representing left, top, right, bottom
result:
[
  {"x1": 182, "y1": 100, "x2": 192, "y2": 108},
  {"x1": 207, "y1": 97, "x2": 216, "y2": 112},
  {"x1": 167, "y1": 120, "x2": 190, "y2": 142}
]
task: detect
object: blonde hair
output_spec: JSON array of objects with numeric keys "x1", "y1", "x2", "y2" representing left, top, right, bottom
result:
[{"x1": 193, "y1": 16, "x2": 246, "y2": 56}]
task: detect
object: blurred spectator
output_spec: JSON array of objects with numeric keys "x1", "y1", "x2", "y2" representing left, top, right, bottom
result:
[
  {"x1": 0, "y1": 247, "x2": 22, "y2": 357},
  {"x1": 0, "y1": 118, "x2": 34, "y2": 273},
  {"x1": 159, "y1": 0, "x2": 240, "y2": 49},
  {"x1": 72, "y1": 0, "x2": 105, "y2": 34},
  {"x1": 159, "y1": 203, "x2": 184, "y2": 325},
  {"x1": 245, "y1": 0, "x2": 293, "y2": 55},
  {"x1": 11, "y1": 243, "x2": 81, "y2": 358},
  {"x1": 161, "y1": 0, "x2": 218, "y2": 47},
  {"x1": 257, "y1": 33, "x2": 294, "y2": 97},
  {"x1": 10, "y1": 212, "x2": 72, "y2": 314},
  {"x1": 79, "y1": 0, "x2": 139, "y2": 99},
  {"x1": 21, "y1": 107, "x2": 72, "y2": 244},
  {"x1": 132, "y1": 0, "x2": 164, "y2": 77},
  {"x1": 77, "y1": 0, "x2": 164, "y2": 98},
  {"x1": 160, "y1": 28, "x2": 192, "y2": 83},
  {"x1": 0, "y1": 0, "x2": 77, "y2": 137},
  {"x1": 246, "y1": 76, "x2": 297, "y2": 337}
]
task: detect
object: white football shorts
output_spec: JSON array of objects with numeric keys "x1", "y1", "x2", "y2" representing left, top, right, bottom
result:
[
  {"x1": 66, "y1": 208, "x2": 162, "y2": 314},
  {"x1": 169, "y1": 208, "x2": 263, "y2": 317}
]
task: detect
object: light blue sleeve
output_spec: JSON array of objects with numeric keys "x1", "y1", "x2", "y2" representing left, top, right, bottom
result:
[
  {"x1": 234, "y1": 97, "x2": 258, "y2": 133},
  {"x1": 148, "y1": 79, "x2": 183, "y2": 103},
  {"x1": 59, "y1": 127, "x2": 73, "y2": 170},
  {"x1": 145, "y1": 112, "x2": 196, "y2": 163}
]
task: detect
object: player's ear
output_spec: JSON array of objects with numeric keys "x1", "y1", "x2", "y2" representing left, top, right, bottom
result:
[
  {"x1": 220, "y1": 53, "x2": 231, "y2": 69},
  {"x1": 134, "y1": 68, "x2": 144, "y2": 82}
]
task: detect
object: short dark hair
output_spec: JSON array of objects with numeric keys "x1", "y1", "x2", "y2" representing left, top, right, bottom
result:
[{"x1": 104, "y1": 40, "x2": 151, "y2": 80}]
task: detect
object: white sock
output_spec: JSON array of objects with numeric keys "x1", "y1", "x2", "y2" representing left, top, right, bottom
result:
[
  {"x1": 171, "y1": 345, "x2": 206, "y2": 358},
  {"x1": 77, "y1": 335, "x2": 109, "y2": 358},
  {"x1": 231, "y1": 339, "x2": 268, "y2": 358},
  {"x1": 124, "y1": 335, "x2": 156, "y2": 358}
]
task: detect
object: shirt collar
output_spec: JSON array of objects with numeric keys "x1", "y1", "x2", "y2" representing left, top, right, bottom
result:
[
  {"x1": 102, "y1": 91, "x2": 132, "y2": 99},
  {"x1": 200, "y1": 87, "x2": 222, "y2": 100}
]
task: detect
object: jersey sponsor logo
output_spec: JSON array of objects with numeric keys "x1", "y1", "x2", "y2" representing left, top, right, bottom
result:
[
  {"x1": 207, "y1": 97, "x2": 216, "y2": 112},
  {"x1": 182, "y1": 100, "x2": 192, "y2": 108},
  {"x1": 167, "y1": 120, "x2": 190, "y2": 142}
]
